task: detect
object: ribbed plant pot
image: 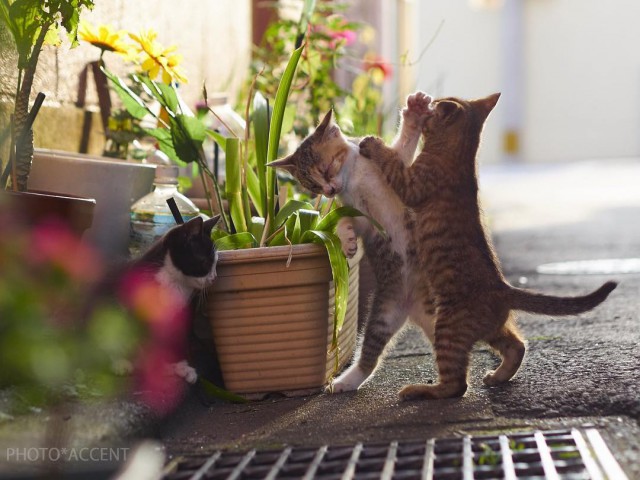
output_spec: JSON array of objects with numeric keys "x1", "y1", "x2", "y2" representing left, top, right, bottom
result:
[{"x1": 207, "y1": 242, "x2": 362, "y2": 397}]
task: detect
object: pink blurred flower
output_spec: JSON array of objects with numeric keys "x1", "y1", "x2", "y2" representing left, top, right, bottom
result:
[
  {"x1": 329, "y1": 29, "x2": 356, "y2": 47},
  {"x1": 30, "y1": 221, "x2": 103, "y2": 283},
  {"x1": 118, "y1": 269, "x2": 189, "y2": 341},
  {"x1": 135, "y1": 344, "x2": 185, "y2": 415}
]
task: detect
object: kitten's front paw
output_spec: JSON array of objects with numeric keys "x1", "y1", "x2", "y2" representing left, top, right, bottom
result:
[
  {"x1": 359, "y1": 136, "x2": 385, "y2": 159},
  {"x1": 327, "y1": 365, "x2": 367, "y2": 393},
  {"x1": 403, "y1": 91, "x2": 433, "y2": 124},
  {"x1": 170, "y1": 360, "x2": 198, "y2": 384},
  {"x1": 336, "y1": 220, "x2": 357, "y2": 259}
]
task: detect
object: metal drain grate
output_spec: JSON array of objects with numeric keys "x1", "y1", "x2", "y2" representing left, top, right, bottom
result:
[{"x1": 163, "y1": 428, "x2": 628, "y2": 479}]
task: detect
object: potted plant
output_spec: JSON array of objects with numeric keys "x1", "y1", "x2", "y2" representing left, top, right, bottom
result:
[
  {"x1": 0, "y1": 0, "x2": 99, "y2": 234},
  {"x1": 104, "y1": 0, "x2": 377, "y2": 397}
]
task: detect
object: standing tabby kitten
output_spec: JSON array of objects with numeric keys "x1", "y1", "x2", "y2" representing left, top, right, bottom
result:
[
  {"x1": 269, "y1": 93, "x2": 434, "y2": 393},
  {"x1": 359, "y1": 93, "x2": 617, "y2": 400}
]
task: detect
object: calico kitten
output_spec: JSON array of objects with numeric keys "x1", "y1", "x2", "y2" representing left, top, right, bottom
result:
[
  {"x1": 269, "y1": 93, "x2": 435, "y2": 393},
  {"x1": 359, "y1": 93, "x2": 617, "y2": 400}
]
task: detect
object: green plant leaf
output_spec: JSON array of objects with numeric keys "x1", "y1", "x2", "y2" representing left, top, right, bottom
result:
[
  {"x1": 253, "y1": 91, "x2": 269, "y2": 214},
  {"x1": 170, "y1": 114, "x2": 206, "y2": 164},
  {"x1": 315, "y1": 206, "x2": 385, "y2": 234},
  {"x1": 265, "y1": 44, "x2": 304, "y2": 238},
  {"x1": 103, "y1": 68, "x2": 152, "y2": 120},
  {"x1": 206, "y1": 129, "x2": 227, "y2": 153},
  {"x1": 245, "y1": 159, "x2": 263, "y2": 217},
  {"x1": 3, "y1": 0, "x2": 42, "y2": 68},
  {"x1": 144, "y1": 127, "x2": 181, "y2": 165},
  {"x1": 273, "y1": 199, "x2": 314, "y2": 230},
  {"x1": 198, "y1": 378, "x2": 248, "y2": 404},
  {"x1": 297, "y1": 209, "x2": 319, "y2": 234},
  {"x1": 225, "y1": 137, "x2": 247, "y2": 233},
  {"x1": 215, "y1": 232, "x2": 257, "y2": 251},
  {"x1": 301, "y1": 230, "x2": 349, "y2": 354}
]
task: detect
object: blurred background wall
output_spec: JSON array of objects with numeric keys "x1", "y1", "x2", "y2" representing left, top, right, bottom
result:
[
  {"x1": 2, "y1": 0, "x2": 639, "y2": 164},
  {"x1": 414, "y1": 0, "x2": 640, "y2": 164}
]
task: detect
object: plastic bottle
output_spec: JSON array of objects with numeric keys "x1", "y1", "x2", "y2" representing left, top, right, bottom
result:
[{"x1": 129, "y1": 165, "x2": 200, "y2": 257}]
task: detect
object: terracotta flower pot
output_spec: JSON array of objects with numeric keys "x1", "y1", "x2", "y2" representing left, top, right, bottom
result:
[{"x1": 207, "y1": 243, "x2": 362, "y2": 397}]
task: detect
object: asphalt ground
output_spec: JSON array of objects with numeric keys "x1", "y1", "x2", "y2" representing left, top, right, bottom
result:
[
  {"x1": 160, "y1": 158, "x2": 640, "y2": 477},
  {"x1": 1, "y1": 158, "x2": 638, "y2": 478}
]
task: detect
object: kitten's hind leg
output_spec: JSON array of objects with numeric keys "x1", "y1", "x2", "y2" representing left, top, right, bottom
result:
[
  {"x1": 400, "y1": 308, "x2": 476, "y2": 400},
  {"x1": 483, "y1": 320, "x2": 526, "y2": 386},
  {"x1": 330, "y1": 291, "x2": 407, "y2": 393}
]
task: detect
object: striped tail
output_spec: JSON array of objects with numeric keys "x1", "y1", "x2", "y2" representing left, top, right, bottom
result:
[{"x1": 505, "y1": 281, "x2": 617, "y2": 316}]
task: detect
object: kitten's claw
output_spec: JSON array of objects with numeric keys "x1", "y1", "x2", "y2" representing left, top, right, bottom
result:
[
  {"x1": 359, "y1": 136, "x2": 385, "y2": 159},
  {"x1": 336, "y1": 220, "x2": 357, "y2": 258}
]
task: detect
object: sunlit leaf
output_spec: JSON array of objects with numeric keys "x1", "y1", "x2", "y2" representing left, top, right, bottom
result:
[{"x1": 215, "y1": 232, "x2": 258, "y2": 251}]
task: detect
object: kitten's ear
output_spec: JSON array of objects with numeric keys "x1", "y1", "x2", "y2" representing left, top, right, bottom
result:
[
  {"x1": 183, "y1": 216, "x2": 204, "y2": 236},
  {"x1": 203, "y1": 214, "x2": 221, "y2": 235},
  {"x1": 474, "y1": 93, "x2": 500, "y2": 117},
  {"x1": 317, "y1": 109, "x2": 333, "y2": 133},
  {"x1": 315, "y1": 109, "x2": 340, "y2": 141},
  {"x1": 267, "y1": 154, "x2": 298, "y2": 173},
  {"x1": 435, "y1": 100, "x2": 460, "y2": 119}
]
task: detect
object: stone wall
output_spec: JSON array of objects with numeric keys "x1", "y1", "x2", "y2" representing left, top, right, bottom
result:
[{"x1": 0, "y1": 0, "x2": 251, "y2": 159}]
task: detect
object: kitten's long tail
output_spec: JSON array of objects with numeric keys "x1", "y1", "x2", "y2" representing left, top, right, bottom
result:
[{"x1": 504, "y1": 281, "x2": 617, "y2": 315}]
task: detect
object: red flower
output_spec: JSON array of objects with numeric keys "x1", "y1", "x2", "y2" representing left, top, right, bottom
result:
[
  {"x1": 30, "y1": 221, "x2": 103, "y2": 283},
  {"x1": 135, "y1": 345, "x2": 185, "y2": 415},
  {"x1": 364, "y1": 54, "x2": 393, "y2": 82},
  {"x1": 118, "y1": 269, "x2": 189, "y2": 341}
]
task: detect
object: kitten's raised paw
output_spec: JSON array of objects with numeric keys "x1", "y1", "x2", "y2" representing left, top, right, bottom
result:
[
  {"x1": 403, "y1": 91, "x2": 433, "y2": 122},
  {"x1": 359, "y1": 136, "x2": 385, "y2": 158}
]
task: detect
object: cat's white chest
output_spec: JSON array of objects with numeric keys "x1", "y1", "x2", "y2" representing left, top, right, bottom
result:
[{"x1": 345, "y1": 160, "x2": 409, "y2": 256}]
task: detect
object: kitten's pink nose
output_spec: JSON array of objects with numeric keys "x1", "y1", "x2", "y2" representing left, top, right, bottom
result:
[{"x1": 323, "y1": 185, "x2": 336, "y2": 197}]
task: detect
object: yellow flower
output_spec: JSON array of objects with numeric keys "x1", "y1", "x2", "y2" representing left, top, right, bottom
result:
[
  {"x1": 129, "y1": 29, "x2": 188, "y2": 84},
  {"x1": 79, "y1": 21, "x2": 132, "y2": 57}
]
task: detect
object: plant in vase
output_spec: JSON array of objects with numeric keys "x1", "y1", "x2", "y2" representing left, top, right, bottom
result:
[
  {"x1": 0, "y1": 0, "x2": 98, "y2": 234},
  {"x1": 104, "y1": 0, "x2": 379, "y2": 395},
  {"x1": 0, "y1": 0, "x2": 95, "y2": 191}
]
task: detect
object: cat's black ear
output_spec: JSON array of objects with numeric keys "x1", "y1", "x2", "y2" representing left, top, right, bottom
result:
[
  {"x1": 267, "y1": 154, "x2": 298, "y2": 173},
  {"x1": 203, "y1": 214, "x2": 221, "y2": 235},
  {"x1": 183, "y1": 216, "x2": 204, "y2": 236}
]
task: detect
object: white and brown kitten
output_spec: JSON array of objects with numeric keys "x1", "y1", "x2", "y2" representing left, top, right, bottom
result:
[{"x1": 269, "y1": 93, "x2": 433, "y2": 393}]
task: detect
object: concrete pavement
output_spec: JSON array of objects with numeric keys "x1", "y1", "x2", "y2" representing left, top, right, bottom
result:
[{"x1": 160, "y1": 158, "x2": 640, "y2": 477}]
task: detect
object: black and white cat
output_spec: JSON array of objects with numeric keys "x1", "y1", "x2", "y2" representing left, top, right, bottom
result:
[{"x1": 101, "y1": 215, "x2": 220, "y2": 399}]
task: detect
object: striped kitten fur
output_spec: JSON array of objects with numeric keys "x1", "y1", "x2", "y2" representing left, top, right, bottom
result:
[
  {"x1": 269, "y1": 93, "x2": 433, "y2": 394},
  {"x1": 359, "y1": 92, "x2": 617, "y2": 400}
]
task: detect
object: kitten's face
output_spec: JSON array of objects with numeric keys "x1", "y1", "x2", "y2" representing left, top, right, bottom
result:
[
  {"x1": 164, "y1": 215, "x2": 220, "y2": 286},
  {"x1": 269, "y1": 110, "x2": 351, "y2": 197}
]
